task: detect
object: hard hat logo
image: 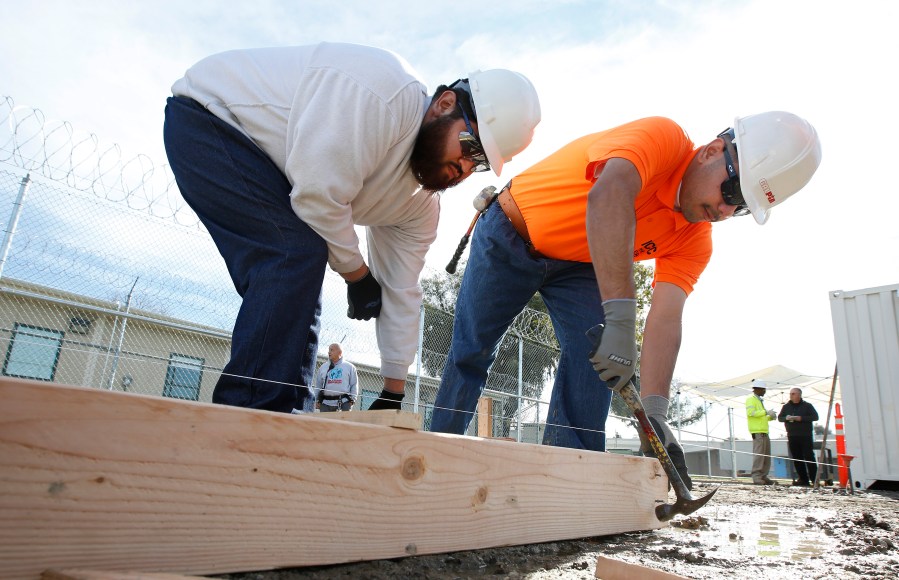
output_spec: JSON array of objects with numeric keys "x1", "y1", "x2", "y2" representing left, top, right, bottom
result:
[
  {"x1": 733, "y1": 111, "x2": 822, "y2": 225},
  {"x1": 759, "y1": 179, "x2": 775, "y2": 204}
]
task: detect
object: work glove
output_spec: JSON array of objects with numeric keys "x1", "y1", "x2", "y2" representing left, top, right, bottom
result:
[
  {"x1": 586, "y1": 299, "x2": 638, "y2": 392},
  {"x1": 346, "y1": 271, "x2": 382, "y2": 320},
  {"x1": 767, "y1": 409, "x2": 777, "y2": 419},
  {"x1": 641, "y1": 395, "x2": 692, "y2": 490}
]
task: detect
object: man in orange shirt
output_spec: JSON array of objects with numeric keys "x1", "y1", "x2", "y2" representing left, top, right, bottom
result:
[{"x1": 431, "y1": 113, "x2": 821, "y2": 488}]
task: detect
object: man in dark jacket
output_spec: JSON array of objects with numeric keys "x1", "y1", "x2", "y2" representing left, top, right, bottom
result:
[{"x1": 778, "y1": 387, "x2": 819, "y2": 486}]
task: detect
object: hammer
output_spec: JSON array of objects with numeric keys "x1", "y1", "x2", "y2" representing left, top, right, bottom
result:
[
  {"x1": 617, "y1": 378, "x2": 718, "y2": 521},
  {"x1": 445, "y1": 185, "x2": 499, "y2": 274},
  {"x1": 587, "y1": 325, "x2": 717, "y2": 521}
]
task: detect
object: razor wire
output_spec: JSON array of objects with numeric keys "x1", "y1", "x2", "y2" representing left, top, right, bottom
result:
[{"x1": 1, "y1": 95, "x2": 196, "y2": 226}]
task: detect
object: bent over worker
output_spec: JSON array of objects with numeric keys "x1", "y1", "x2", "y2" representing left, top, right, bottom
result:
[
  {"x1": 431, "y1": 112, "x2": 821, "y2": 488},
  {"x1": 164, "y1": 42, "x2": 541, "y2": 414}
]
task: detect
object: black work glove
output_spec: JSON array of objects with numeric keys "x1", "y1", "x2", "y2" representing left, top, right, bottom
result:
[{"x1": 346, "y1": 271, "x2": 382, "y2": 320}]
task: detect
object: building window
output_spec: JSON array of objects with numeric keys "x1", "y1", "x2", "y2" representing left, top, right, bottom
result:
[
  {"x1": 3, "y1": 323, "x2": 64, "y2": 381},
  {"x1": 163, "y1": 353, "x2": 204, "y2": 401}
]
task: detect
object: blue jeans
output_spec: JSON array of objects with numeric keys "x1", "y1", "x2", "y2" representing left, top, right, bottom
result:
[
  {"x1": 430, "y1": 201, "x2": 611, "y2": 451},
  {"x1": 163, "y1": 97, "x2": 328, "y2": 413}
]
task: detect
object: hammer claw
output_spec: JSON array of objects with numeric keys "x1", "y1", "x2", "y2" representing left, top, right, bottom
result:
[{"x1": 618, "y1": 379, "x2": 718, "y2": 521}]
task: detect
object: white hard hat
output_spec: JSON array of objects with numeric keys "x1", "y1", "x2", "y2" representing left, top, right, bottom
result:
[
  {"x1": 467, "y1": 69, "x2": 541, "y2": 176},
  {"x1": 733, "y1": 111, "x2": 822, "y2": 225}
]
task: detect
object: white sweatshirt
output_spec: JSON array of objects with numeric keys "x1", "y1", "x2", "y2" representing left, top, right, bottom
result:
[
  {"x1": 315, "y1": 358, "x2": 359, "y2": 406},
  {"x1": 171, "y1": 42, "x2": 440, "y2": 379}
]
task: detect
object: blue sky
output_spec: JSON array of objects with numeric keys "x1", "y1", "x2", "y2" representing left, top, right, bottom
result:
[{"x1": 4, "y1": 0, "x2": 898, "y2": 401}]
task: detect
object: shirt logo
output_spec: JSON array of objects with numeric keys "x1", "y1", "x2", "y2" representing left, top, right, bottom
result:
[{"x1": 634, "y1": 240, "x2": 657, "y2": 258}]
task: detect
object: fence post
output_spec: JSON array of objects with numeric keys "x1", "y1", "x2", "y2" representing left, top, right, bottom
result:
[
  {"x1": 517, "y1": 333, "x2": 523, "y2": 442},
  {"x1": 0, "y1": 173, "x2": 32, "y2": 281},
  {"x1": 704, "y1": 400, "x2": 712, "y2": 476},
  {"x1": 413, "y1": 302, "x2": 425, "y2": 414},
  {"x1": 728, "y1": 406, "x2": 737, "y2": 479},
  {"x1": 106, "y1": 278, "x2": 138, "y2": 390}
]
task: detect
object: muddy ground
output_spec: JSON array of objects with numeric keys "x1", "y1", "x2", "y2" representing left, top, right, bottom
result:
[{"x1": 221, "y1": 480, "x2": 899, "y2": 580}]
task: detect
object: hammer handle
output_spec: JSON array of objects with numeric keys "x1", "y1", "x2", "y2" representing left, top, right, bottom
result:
[{"x1": 618, "y1": 379, "x2": 692, "y2": 498}]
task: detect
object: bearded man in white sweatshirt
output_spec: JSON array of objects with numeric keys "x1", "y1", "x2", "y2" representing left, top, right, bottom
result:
[{"x1": 164, "y1": 42, "x2": 540, "y2": 413}]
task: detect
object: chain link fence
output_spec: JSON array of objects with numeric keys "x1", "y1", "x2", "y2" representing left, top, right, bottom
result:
[{"x1": 0, "y1": 96, "x2": 560, "y2": 442}]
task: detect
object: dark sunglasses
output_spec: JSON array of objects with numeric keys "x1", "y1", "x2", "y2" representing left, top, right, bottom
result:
[
  {"x1": 718, "y1": 128, "x2": 751, "y2": 217},
  {"x1": 458, "y1": 104, "x2": 491, "y2": 173}
]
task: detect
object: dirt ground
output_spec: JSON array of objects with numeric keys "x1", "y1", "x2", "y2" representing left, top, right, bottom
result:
[{"x1": 219, "y1": 479, "x2": 899, "y2": 580}]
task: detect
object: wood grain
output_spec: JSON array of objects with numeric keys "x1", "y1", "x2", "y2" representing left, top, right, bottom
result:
[{"x1": 1, "y1": 377, "x2": 667, "y2": 579}]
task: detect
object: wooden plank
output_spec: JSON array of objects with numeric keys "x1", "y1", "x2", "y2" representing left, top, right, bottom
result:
[
  {"x1": 0, "y1": 377, "x2": 667, "y2": 580},
  {"x1": 476, "y1": 396, "x2": 493, "y2": 437},
  {"x1": 594, "y1": 555, "x2": 690, "y2": 579},
  {"x1": 42, "y1": 569, "x2": 207, "y2": 580},
  {"x1": 324, "y1": 408, "x2": 422, "y2": 430}
]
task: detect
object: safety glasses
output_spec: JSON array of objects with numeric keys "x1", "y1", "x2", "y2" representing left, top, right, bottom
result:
[
  {"x1": 458, "y1": 104, "x2": 491, "y2": 173},
  {"x1": 718, "y1": 129, "x2": 751, "y2": 217}
]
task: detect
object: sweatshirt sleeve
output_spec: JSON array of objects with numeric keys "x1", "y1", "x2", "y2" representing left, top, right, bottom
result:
[
  {"x1": 366, "y1": 197, "x2": 440, "y2": 379},
  {"x1": 285, "y1": 69, "x2": 410, "y2": 273}
]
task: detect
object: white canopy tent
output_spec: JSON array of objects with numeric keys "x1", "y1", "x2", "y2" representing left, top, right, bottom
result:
[
  {"x1": 674, "y1": 364, "x2": 841, "y2": 482},
  {"x1": 678, "y1": 364, "x2": 840, "y2": 412}
]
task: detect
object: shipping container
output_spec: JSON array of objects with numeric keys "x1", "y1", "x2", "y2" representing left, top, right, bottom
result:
[{"x1": 829, "y1": 283, "x2": 899, "y2": 489}]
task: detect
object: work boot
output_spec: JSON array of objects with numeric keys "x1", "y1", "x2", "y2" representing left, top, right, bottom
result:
[
  {"x1": 640, "y1": 416, "x2": 693, "y2": 490},
  {"x1": 763, "y1": 476, "x2": 777, "y2": 485}
]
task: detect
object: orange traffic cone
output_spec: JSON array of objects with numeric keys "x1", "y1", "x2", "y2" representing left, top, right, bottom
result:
[{"x1": 835, "y1": 403, "x2": 849, "y2": 489}]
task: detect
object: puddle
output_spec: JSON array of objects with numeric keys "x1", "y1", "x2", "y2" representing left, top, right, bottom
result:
[{"x1": 662, "y1": 505, "x2": 837, "y2": 560}]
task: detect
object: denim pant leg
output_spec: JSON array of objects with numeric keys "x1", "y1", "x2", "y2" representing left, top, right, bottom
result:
[
  {"x1": 163, "y1": 97, "x2": 328, "y2": 413},
  {"x1": 539, "y1": 262, "x2": 609, "y2": 451},
  {"x1": 431, "y1": 202, "x2": 544, "y2": 434}
]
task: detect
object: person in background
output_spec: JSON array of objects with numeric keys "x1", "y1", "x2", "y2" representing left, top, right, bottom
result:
[
  {"x1": 315, "y1": 343, "x2": 358, "y2": 412},
  {"x1": 779, "y1": 387, "x2": 819, "y2": 486},
  {"x1": 164, "y1": 42, "x2": 541, "y2": 415},
  {"x1": 747, "y1": 381, "x2": 778, "y2": 485}
]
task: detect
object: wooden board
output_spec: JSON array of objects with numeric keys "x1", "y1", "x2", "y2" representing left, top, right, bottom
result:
[
  {"x1": 323, "y1": 408, "x2": 422, "y2": 430},
  {"x1": 477, "y1": 396, "x2": 493, "y2": 436},
  {"x1": 42, "y1": 570, "x2": 207, "y2": 580},
  {"x1": 0, "y1": 377, "x2": 667, "y2": 579},
  {"x1": 594, "y1": 555, "x2": 690, "y2": 579}
]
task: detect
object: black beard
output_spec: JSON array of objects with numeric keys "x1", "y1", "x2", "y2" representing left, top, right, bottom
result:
[{"x1": 409, "y1": 115, "x2": 460, "y2": 192}]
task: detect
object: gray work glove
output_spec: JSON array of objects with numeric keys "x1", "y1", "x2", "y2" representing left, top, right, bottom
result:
[
  {"x1": 346, "y1": 271, "x2": 382, "y2": 320},
  {"x1": 587, "y1": 299, "x2": 638, "y2": 392},
  {"x1": 767, "y1": 408, "x2": 777, "y2": 419}
]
